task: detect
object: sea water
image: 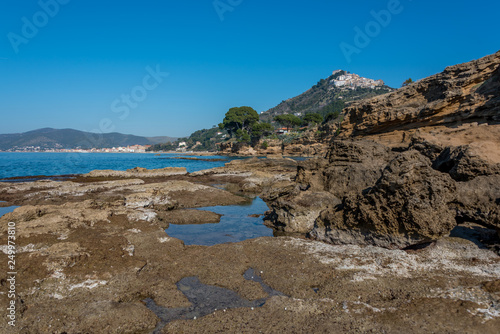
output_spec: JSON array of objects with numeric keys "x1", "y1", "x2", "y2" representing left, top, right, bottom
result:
[{"x1": 0, "y1": 153, "x2": 234, "y2": 179}]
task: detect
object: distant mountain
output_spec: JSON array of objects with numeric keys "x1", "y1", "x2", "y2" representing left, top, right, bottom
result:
[
  {"x1": 146, "y1": 136, "x2": 179, "y2": 145},
  {"x1": 0, "y1": 128, "x2": 177, "y2": 151},
  {"x1": 259, "y1": 70, "x2": 394, "y2": 122}
]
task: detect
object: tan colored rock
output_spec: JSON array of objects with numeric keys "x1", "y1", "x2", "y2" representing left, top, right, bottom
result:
[
  {"x1": 0, "y1": 201, "x2": 111, "y2": 238},
  {"x1": 340, "y1": 51, "x2": 500, "y2": 138},
  {"x1": 84, "y1": 167, "x2": 187, "y2": 178},
  {"x1": 159, "y1": 209, "x2": 222, "y2": 225}
]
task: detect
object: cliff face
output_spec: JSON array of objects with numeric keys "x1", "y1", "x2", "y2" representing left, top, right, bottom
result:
[{"x1": 341, "y1": 51, "x2": 500, "y2": 137}]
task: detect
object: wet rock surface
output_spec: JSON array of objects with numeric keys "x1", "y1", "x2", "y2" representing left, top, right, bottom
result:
[
  {"x1": 159, "y1": 209, "x2": 222, "y2": 226},
  {"x1": 145, "y1": 268, "x2": 284, "y2": 333}
]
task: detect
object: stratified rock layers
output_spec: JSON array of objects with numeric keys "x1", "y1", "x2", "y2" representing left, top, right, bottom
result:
[{"x1": 264, "y1": 51, "x2": 500, "y2": 248}]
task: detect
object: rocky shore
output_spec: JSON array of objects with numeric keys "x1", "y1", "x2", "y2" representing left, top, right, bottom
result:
[
  {"x1": 0, "y1": 156, "x2": 499, "y2": 333},
  {"x1": 1, "y1": 51, "x2": 500, "y2": 333}
]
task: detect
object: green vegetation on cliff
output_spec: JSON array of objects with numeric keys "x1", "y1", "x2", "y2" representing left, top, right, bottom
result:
[
  {"x1": 259, "y1": 71, "x2": 393, "y2": 122},
  {"x1": 148, "y1": 127, "x2": 227, "y2": 152}
]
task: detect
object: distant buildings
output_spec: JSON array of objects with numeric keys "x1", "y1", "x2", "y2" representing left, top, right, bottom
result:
[
  {"x1": 3, "y1": 144, "x2": 152, "y2": 153},
  {"x1": 275, "y1": 128, "x2": 289, "y2": 135},
  {"x1": 331, "y1": 71, "x2": 385, "y2": 90}
]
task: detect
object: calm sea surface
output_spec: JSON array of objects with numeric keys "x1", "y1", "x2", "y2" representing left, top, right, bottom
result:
[{"x1": 0, "y1": 153, "x2": 236, "y2": 179}]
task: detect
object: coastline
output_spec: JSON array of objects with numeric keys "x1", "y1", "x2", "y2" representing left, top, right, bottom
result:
[{"x1": 1, "y1": 157, "x2": 499, "y2": 332}]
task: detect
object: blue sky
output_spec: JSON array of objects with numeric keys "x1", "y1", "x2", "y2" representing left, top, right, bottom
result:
[{"x1": 0, "y1": 0, "x2": 498, "y2": 137}]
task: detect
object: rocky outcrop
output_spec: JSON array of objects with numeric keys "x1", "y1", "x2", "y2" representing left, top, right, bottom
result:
[
  {"x1": 340, "y1": 51, "x2": 500, "y2": 137},
  {"x1": 300, "y1": 140, "x2": 394, "y2": 196},
  {"x1": 192, "y1": 156, "x2": 298, "y2": 194},
  {"x1": 263, "y1": 190, "x2": 341, "y2": 235},
  {"x1": 219, "y1": 138, "x2": 328, "y2": 157},
  {"x1": 453, "y1": 175, "x2": 500, "y2": 231},
  {"x1": 263, "y1": 51, "x2": 500, "y2": 248},
  {"x1": 312, "y1": 151, "x2": 457, "y2": 248},
  {"x1": 265, "y1": 137, "x2": 500, "y2": 248},
  {"x1": 432, "y1": 145, "x2": 500, "y2": 181}
]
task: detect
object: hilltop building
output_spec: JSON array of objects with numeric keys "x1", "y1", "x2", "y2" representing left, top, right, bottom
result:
[{"x1": 331, "y1": 71, "x2": 385, "y2": 90}]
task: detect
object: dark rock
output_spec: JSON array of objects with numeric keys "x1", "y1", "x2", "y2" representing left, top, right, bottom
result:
[
  {"x1": 408, "y1": 137, "x2": 445, "y2": 161},
  {"x1": 312, "y1": 151, "x2": 457, "y2": 248},
  {"x1": 264, "y1": 190, "x2": 341, "y2": 234},
  {"x1": 297, "y1": 140, "x2": 393, "y2": 197},
  {"x1": 453, "y1": 175, "x2": 500, "y2": 233},
  {"x1": 432, "y1": 146, "x2": 500, "y2": 181}
]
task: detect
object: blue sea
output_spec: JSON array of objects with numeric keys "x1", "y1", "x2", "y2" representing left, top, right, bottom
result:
[
  {"x1": 0, "y1": 152, "x2": 236, "y2": 179},
  {"x1": 0, "y1": 152, "x2": 278, "y2": 245}
]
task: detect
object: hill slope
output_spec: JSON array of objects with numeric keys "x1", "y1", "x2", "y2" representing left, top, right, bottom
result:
[
  {"x1": 0, "y1": 128, "x2": 177, "y2": 151},
  {"x1": 259, "y1": 70, "x2": 394, "y2": 122}
]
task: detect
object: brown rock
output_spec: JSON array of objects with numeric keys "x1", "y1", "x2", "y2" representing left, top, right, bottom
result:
[
  {"x1": 453, "y1": 175, "x2": 500, "y2": 233},
  {"x1": 297, "y1": 140, "x2": 393, "y2": 195},
  {"x1": 84, "y1": 167, "x2": 188, "y2": 178},
  {"x1": 264, "y1": 190, "x2": 341, "y2": 234},
  {"x1": 433, "y1": 145, "x2": 500, "y2": 181},
  {"x1": 340, "y1": 51, "x2": 500, "y2": 138},
  {"x1": 158, "y1": 209, "x2": 222, "y2": 225},
  {"x1": 312, "y1": 151, "x2": 457, "y2": 248}
]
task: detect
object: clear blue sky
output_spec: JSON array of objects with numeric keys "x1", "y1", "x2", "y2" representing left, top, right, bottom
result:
[{"x1": 1, "y1": 0, "x2": 498, "y2": 137}]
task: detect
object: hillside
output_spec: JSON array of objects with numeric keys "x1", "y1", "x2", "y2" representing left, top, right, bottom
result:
[
  {"x1": 148, "y1": 127, "x2": 230, "y2": 152},
  {"x1": 259, "y1": 70, "x2": 394, "y2": 122},
  {"x1": 0, "y1": 128, "x2": 177, "y2": 151}
]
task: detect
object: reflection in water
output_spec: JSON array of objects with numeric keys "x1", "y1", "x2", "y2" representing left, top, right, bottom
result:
[
  {"x1": 144, "y1": 268, "x2": 285, "y2": 333},
  {"x1": 165, "y1": 197, "x2": 273, "y2": 246}
]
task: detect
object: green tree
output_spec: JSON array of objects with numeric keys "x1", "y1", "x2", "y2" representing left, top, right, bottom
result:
[
  {"x1": 251, "y1": 122, "x2": 274, "y2": 138},
  {"x1": 249, "y1": 122, "x2": 274, "y2": 146},
  {"x1": 274, "y1": 114, "x2": 302, "y2": 131},
  {"x1": 219, "y1": 106, "x2": 259, "y2": 137},
  {"x1": 323, "y1": 111, "x2": 340, "y2": 123},
  {"x1": 302, "y1": 113, "x2": 323, "y2": 125},
  {"x1": 235, "y1": 129, "x2": 251, "y2": 143},
  {"x1": 318, "y1": 100, "x2": 345, "y2": 118},
  {"x1": 402, "y1": 78, "x2": 414, "y2": 87}
]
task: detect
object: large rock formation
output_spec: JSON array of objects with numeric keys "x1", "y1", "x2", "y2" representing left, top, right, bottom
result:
[
  {"x1": 264, "y1": 51, "x2": 500, "y2": 249},
  {"x1": 265, "y1": 137, "x2": 499, "y2": 248},
  {"x1": 312, "y1": 150, "x2": 457, "y2": 248},
  {"x1": 340, "y1": 51, "x2": 500, "y2": 137}
]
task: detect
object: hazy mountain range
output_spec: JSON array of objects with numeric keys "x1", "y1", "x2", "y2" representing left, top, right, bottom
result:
[{"x1": 0, "y1": 128, "x2": 177, "y2": 151}]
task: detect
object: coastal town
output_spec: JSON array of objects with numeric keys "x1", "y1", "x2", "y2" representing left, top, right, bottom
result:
[
  {"x1": 1, "y1": 144, "x2": 152, "y2": 153},
  {"x1": 330, "y1": 70, "x2": 385, "y2": 89}
]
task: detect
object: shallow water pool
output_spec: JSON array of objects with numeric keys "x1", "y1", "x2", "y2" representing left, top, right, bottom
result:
[{"x1": 165, "y1": 197, "x2": 273, "y2": 246}]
